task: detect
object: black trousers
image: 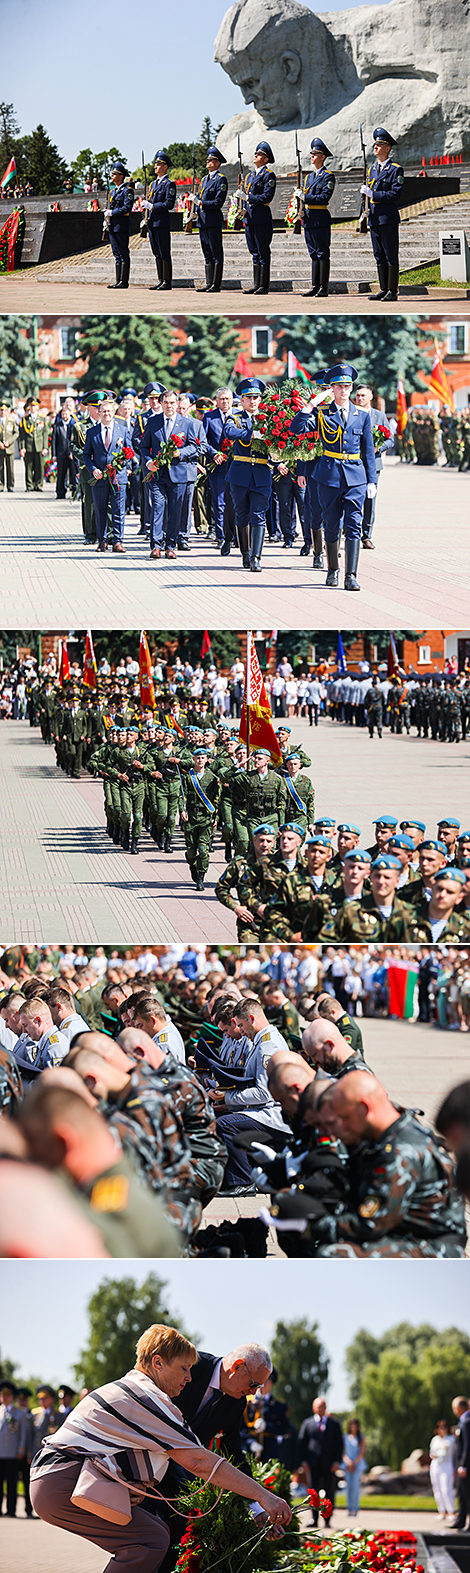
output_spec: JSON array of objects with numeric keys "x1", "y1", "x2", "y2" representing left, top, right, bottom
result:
[
  {"x1": 17, "y1": 1457, "x2": 33, "y2": 1515},
  {"x1": 306, "y1": 1464, "x2": 339, "y2": 1525},
  {"x1": 0, "y1": 1458, "x2": 19, "y2": 1516}
]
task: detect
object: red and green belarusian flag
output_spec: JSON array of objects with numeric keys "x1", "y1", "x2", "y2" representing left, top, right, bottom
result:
[
  {"x1": 287, "y1": 351, "x2": 312, "y2": 382},
  {"x1": 387, "y1": 960, "x2": 418, "y2": 1018},
  {"x1": 1, "y1": 157, "x2": 17, "y2": 191}
]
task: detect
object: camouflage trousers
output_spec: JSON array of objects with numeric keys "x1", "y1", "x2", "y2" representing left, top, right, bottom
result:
[
  {"x1": 233, "y1": 810, "x2": 249, "y2": 856},
  {"x1": 184, "y1": 818, "x2": 214, "y2": 874},
  {"x1": 155, "y1": 784, "x2": 181, "y2": 837},
  {"x1": 316, "y1": 1235, "x2": 465, "y2": 1257},
  {"x1": 120, "y1": 781, "x2": 145, "y2": 834}
]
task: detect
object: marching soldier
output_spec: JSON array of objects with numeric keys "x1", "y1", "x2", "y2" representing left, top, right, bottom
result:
[
  {"x1": 333, "y1": 853, "x2": 420, "y2": 942},
  {"x1": 364, "y1": 127, "x2": 404, "y2": 302},
  {"x1": 364, "y1": 676, "x2": 384, "y2": 737},
  {"x1": 0, "y1": 401, "x2": 17, "y2": 492},
  {"x1": 146, "y1": 728, "x2": 186, "y2": 852},
  {"x1": 223, "y1": 377, "x2": 272, "y2": 572},
  {"x1": 197, "y1": 145, "x2": 228, "y2": 293},
  {"x1": 89, "y1": 726, "x2": 122, "y2": 842},
  {"x1": 281, "y1": 752, "x2": 315, "y2": 832},
  {"x1": 290, "y1": 363, "x2": 377, "y2": 591},
  {"x1": 181, "y1": 746, "x2": 220, "y2": 891},
  {"x1": 263, "y1": 834, "x2": 335, "y2": 941},
  {"x1": 408, "y1": 867, "x2": 470, "y2": 943},
  {"x1": 233, "y1": 747, "x2": 287, "y2": 845},
  {"x1": 62, "y1": 688, "x2": 89, "y2": 779},
  {"x1": 115, "y1": 725, "x2": 146, "y2": 854},
  {"x1": 18, "y1": 397, "x2": 49, "y2": 491},
  {"x1": 300, "y1": 137, "x2": 336, "y2": 298},
  {"x1": 215, "y1": 822, "x2": 277, "y2": 940},
  {"x1": 242, "y1": 141, "x2": 276, "y2": 296},
  {"x1": 276, "y1": 727, "x2": 311, "y2": 769},
  {"x1": 106, "y1": 160, "x2": 134, "y2": 290},
  {"x1": 142, "y1": 150, "x2": 176, "y2": 292}
]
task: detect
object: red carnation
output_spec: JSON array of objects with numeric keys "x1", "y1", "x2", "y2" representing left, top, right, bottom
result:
[
  {"x1": 173, "y1": 433, "x2": 185, "y2": 447},
  {"x1": 320, "y1": 1498, "x2": 333, "y2": 1521},
  {"x1": 308, "y1": 1488, "x2": 320, "y2": 1508}
]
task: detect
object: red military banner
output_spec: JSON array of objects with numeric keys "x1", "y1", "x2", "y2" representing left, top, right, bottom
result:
[
  {"x1": 83, "y1": 630, "x2": 97, "y2": 689},
  {"x1": 139, "y1": 630, "x2": 155, "y2": 709},
  {"x1": 239, "y1": 631, "x2": 282, "y2": 764},
  {"x1": 59, "y1": 640, "x2": 71, "y2": 687}
]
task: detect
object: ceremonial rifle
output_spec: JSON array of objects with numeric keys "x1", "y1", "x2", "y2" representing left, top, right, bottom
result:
[
  {"x1": 102, "y1": 165, "x2": 110, "y2": 242},
  {"x1": 140, "y1": 149, "x2": 148, "y2": 239},
  {"x1": 185, "y1": 143, "x2": 197, "y2": 234},
  {"x1": 233, "y1": 134, "x2": 244, "y2": 230},
  {"x1": 357, "y1": 123, "x2": 369, "y2": 233},
  {"x1": 294, "y1": 131, "x2": 303, "y2": 234}
]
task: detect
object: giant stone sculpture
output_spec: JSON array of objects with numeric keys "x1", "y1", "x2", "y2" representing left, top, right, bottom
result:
[{"x1": 214, "y1": 0, "x2": 470, "y2": 172}]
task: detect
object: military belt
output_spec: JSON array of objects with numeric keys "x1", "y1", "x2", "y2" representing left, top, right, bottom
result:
[
  {"x1": 305, "y1": 204, "x2": 329, "y2": 210},
  {"x1": 235, "y1": 455, "x2": 269, "y2": 464},
  {"x1": 320, "y1": 451, "x2": 361, "y2": 460}
]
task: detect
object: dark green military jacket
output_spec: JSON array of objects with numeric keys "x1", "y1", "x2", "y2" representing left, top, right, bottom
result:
[
  {"x1": 405, "y1": 901, "x2": 470, "y2": 944},
  {"x1": 332, "y1": 892, "x2": 419, "y2": 943},
  {"x1": 316, "y1": 1112, "x2": 466, "y2": 1257},
  {"x1": 182, "y1": 765, "x2": 219, "y2": 821},
  {"x1": 279, "y1": 771, "x2": 315, "y2": 827},
  {"x1": 336, "y1": 1012, "x2": 364, "y2": 1058},
  {"x1": 233, "y1": 767, "x2": 287, "y2": 827}
]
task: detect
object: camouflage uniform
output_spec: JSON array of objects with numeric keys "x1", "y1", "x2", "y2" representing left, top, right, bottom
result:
[
  {"x1": 264, "y1": 868, "x2": 336, "y2": 942},
  {"x1": 89, "y1": 738, "x2": 121, "y2": 836},
  {"x1": 103, "y1": 1061, "x2": 202, "y2": 1241},
  {"x1": 404, "y1": 901, "x2": 470, "y2": 943},
  {"x1": 279, "y1": 772, "x2": 315, "y2": 831},
  {"x1": 265, "y1": 998, "x2": 302, "y2": 1052},
  {"x1": 315, "y1": 1113, "x2": 466, "y2": 1257},
  {"x1": 215, "y1": 852, "x2": 263, "y2": 941},
  {"x1": 113, "y1": 742, "x2": 146, "y2": 844},
  {"x1": 78, "y1": 1154, "x2": 181, "y2": 1256},
  {"x1": 0, "y1": 1044, "x2": 22, "y2": 1117},
  {"x1": 182, "y1": 765, "x2": 219, "y2": 878},
  {"x1": 331, "y1": 892, "x2": 420, "y2": 942},
  {"x1": 232, "y1": 768, "x2": 287, "y2": 846},
  {"x1": 148, "y1": 1041, "x2": 227, "y2": 1200}
]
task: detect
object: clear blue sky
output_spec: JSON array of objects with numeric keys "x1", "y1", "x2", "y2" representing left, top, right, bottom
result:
[
  {"x1": 2, "y1": 0, "x2": 392, "y2": 170},
  {"x1": 2, "y1": 1260, "x2": 469, "y2": 1408}
]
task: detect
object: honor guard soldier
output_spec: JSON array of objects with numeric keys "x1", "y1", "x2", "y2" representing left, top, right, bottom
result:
[
  {"x1": 142, "y1": 150, "x2": 176, "y2": 292},
  {"x1": 242, "y1": 141, "x2": 276, "y2": 296},
  {"x1": 0, "y1": 401, "x2": 17, "y2": 492},
  {"x1": 300, "y1": 137, "x2": 336, "y2": 298},
  {"x1": 281, "y1": 753, "x2": 315, "y2": 833},
  {"x1": 364, "y1": 128, "x2": 404, "y2": 302},
  {"x1": 291, "y1": 363, "x2": 376, "y2": 591},
  {"x1": 202, "y1": 387, "x2": 236, "y2": 550},
  {"x1": 181, "y1": 746, "x2": 219, "y2": 891},
  {"x1": 197, "y1": 146, "x2": 228, "y2": 293},
  {"x1": 106, "y1": 160, "x2": 134, "y2": 290},
  {"x1": 223, "y1": 377, "x2": 271, "y2": 572},
  {"x1": 18, "y1": 398, "x2": 49, "y2": 491}
]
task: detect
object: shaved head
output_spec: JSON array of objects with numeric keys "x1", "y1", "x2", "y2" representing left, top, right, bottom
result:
[
  {"x1": 117, "y1": 1025, "x2": 165, "y2": 1070},
  {"x1": 318, "y1": 1070, "x2": 396, "y2": 1146},
  {"x1": 302, "y1": 1019, "x2": 351, "y2": 1072},
  {"x1": 267, "y1": 1056, "x2": 315, "y2": 1119}
]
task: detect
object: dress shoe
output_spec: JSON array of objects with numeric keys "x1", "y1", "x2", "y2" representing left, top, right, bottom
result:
[
  {"x1": 112, "y1": 543, "x2": 126, "y2": 553},
  {"x1": 178, "y1": 541, "x2": 191, "y2": 551},
  {"x1": 362, "y1": 539, "x2": 375, "y2": 549},
  {"x1": 150, "y1": 547, "x2": 161, "y2": 558},
  {"x1": 299, "y1": 544, "x2": 311, "y2": 556},
  {"x1": 96, "y1": 542, "x2": 107, "y2": 552},
  {"x1": 166, "y1": 548, "x2": 177, "y2": 559}
]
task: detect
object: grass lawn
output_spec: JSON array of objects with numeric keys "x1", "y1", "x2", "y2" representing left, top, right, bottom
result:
[
  {"x1": 335, "y1": 1494, "x2": 437, "y2": 1512},
  {"x1": 399, "y1": 261, "x2": 470, "y2": 287}
]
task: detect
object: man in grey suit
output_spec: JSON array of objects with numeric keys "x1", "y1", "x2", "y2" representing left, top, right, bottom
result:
[
  {"x1": 0, "y1": 1379, "x2": 30, "y2": 1517},
  {"x1": 353, "y1": 385, "x2": 395, "y2": 549}
]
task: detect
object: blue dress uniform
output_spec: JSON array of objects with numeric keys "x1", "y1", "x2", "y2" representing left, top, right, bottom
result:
[
  {"x1": 202, "y1": 405, "x2": 236, "y2": 547},
  {"x1": 83, "y1": 416, "x2": 134, "y2": 549},
  {"x1": 243, "y1": 142, "x2": 276, "y2": 295},
  {"x1": 302, "y1": 138, "x2": 335, "y2": 297},
  {"x1": 366, "y1": 128, "x2": 404, "y2": 301},
  {"x1": 197, "y1": 147, "x2": 228, "y2": 292},
  {"x1": 145, "y1": 151, "x2": 176, "y2": 291},
  {"x1": 107, "y1": 163, "x2": 134, "y2": 288},
  {"x1": 291, "y1": 363, "x2": 376, "y2": 591},
  {"x1": 223, "y1": 378, "x2": 272, "y2": 572},
  {"x1": 140, "y1": 410, "x2": 200, "y2": 555}
]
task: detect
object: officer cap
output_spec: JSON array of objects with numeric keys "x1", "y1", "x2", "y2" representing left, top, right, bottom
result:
[
  {"x1": 84, "y1": 389, "x2": 115, "y2": 406},
  {"x1": 253, "y1": 822, "x2": 276, "y2": 837},
  {"x1": 119, "y1": 387, "x2": 137, "y2": 399},
  {"x1": 437, "y1": 816, "x2": 460, "y2": 829},
  {"x1": 315, "y1": 817, "x2": 335, "y2": 829},
  {"x1": 373, "y1": 814, "x2": 398, "y2": 827},
  {"x1": 387, "y1": 834, "x2": 415, "y2": 852},
  {"x1": 420, "y1": 839, "x2": 447, "y2": 854},
  {"x1": 16, "y1": 1385, "x2": 32, "y2": 1398},
  {"x1": 143, "y1": 382, "x2": 167, "y2": 398},
  {"x1": 193, "y1": 747, "x2": 207, "y2": 756},
  {"x1": 37, "y1": 1384, "x2": 57, "y2": 1400},
  {"x1": 337, "y1": 822, "x2": 360, "y2": 835},
  {"x1": 285, "y1": 751, "x2": 301, "y2": 762},
  {"x1": 0, "y1": 1378, "x2": 17, "y2": 1394},
  {"x1": 207, "y1": 145, "x2": 226, "y2": 164},
  {"x1": 433, "y1": 867, "x2": 466, "y2": 886},
  {"x1": 58, "y1": 1384, "x2": 75, "y2": 1398},
  {"x1": 306, "y1": 835, "x2": 333, "y2": 850},
  {"x1": 343, "y1": 849, "x2": 371, "y2": 864},
  {"x1": 255, "y1": 141, "x2": 274, "y2": 161},
  {"x1": 154, "y1": 149, "x2": 172, "y2": 168},
  {"x1": 24, "y1": 395, "x2": 39, "y2": 408},
  {"x1": 323, "y1": 363, "x2": 358, "y2": 385},
  {"x1": 111, "y1": 160, "x2": 128, "y2": 174},
  {"x1": 400, "y1": 819, "x2": 426, "y2": 833},
  {"x1": 194, "y1": 396, "x2": 214, "y2": 412},
  {"x1": 373, "y1": 127, "x2": 396, "y2": 146},
  {"x1": 371, "y1": 854, "x2": 401, "y2": 871},
  {"x1": 236, "y1": 377, "x2": 266, "y2": 396},
  {"x1": 279, "y1": 821, "x2": 305, "y2": 839},
  {"x1": 310, "y1": 137, "x2": 332, "y2": 157},
  {"x1": 457, "y1": 831, "x2": 470, "y2": 842}
]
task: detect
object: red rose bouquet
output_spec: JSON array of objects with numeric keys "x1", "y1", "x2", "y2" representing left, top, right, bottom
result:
[
  {"x1": 90, "y1": 440, "x2": 135, "y2": 492},
  {"x1": 253, "y1": 378, "x2": 326, "y2": 473},
  {"x1": 372, "y1": 422, "x2": 391, "y2": 453},
  {"x1": 145, "y1": 431, "x2": 186, "y2": 480}
]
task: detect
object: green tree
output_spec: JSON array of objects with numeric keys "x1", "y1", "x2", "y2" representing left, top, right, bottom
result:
[
  {"x1": 275, "y1": 631, "x2": 360, "y2": 667},
  {"x1": 74, "y1": 1273, "x2": 189, "y2": 1390},
  {"x1": 15, "y1": 124, "x2": 69, "y2": 194},
  {"x1": 346, "y1": 1322, "x2": 470, "y2": 1469},
  {"x1": 360, "y1": 1350, "x2": 428, "y2": 1470},
  {"x1": 0, "y1": 317, "x2": 36, "y2": 400},
  {"x1": 270, "y1": 1318, "x2": 329, "y2": 1432},
  {"x1": 76, "y1": 316, "x2": 174, "y2": 394},
  {"x1": 176, "y1": 318, "x2": 242, "y2": 398},
  {"x1": 271, "y1": 316, "x2": 434, "y2": 404},
  {"x1": 0, "y1": 102, "x2": 20, "y2": 172}
]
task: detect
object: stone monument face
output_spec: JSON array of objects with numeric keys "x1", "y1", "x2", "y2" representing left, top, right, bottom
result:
[{"x1": 214, "y1": 0, "x2": 470, "y2": 173}]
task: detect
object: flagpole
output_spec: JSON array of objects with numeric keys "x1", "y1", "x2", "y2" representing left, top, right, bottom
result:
[{"x1": 246, "y1": 631, "x2": 251, "y2": 769}]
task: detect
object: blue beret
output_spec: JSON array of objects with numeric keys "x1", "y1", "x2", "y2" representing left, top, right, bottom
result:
[
  {"x1": 371, "y1": 854, "x2": 401, "y2": 871},
  {"x1": 236, "y1": 377, "x2": 266, "y2": 396},
  {"x1": 315, "y1": 818, "x2": 336, "y2": 829},
  {"x1": 400, "y1": 820, "x2": 426, "y2": 833},
  {"x1": 338, "y1": 823, "x2": 360, "y2": 835},
  {"x1": 373, "y1": 815, "x2": 398, "y2": 828},
  {"x1": 323, "y1": 364, "x2": 357, "y2": 385},
  {"x1": 279, "y1": 821, "x2": 305, "y2": 839},
  {"x1": 253, "y1": 822, "x2": 276, "y2": 837},
  {"x1": 387, "y1": 835, "x2": 415, "y2": 852},
  {"x1": 154, "y1": 149, "x2": 172, "y2": 167},
  {"x1": 276, "y1": 725, "x2": 291, "y2": 733},
  {"x1": 311, "y1": 138, "x2": 332, "y2": 157},
  {"x1": 374, "y1": 127, "x2": 396, "y2": 145},
  {"x1": 420, "y1": 839, "x2": 447, "y2": 854},
  {"x1": 306, "y1": 835, "x2": 333, "y2": 850},
  {"x1": 255, "y1": 141, "x2": 274, "y2": 161},
  {"x1": 343, "y1": 849, "x2": 371, "y2": 864},
  {"x1": 207, "y1": 145, "x2": 226, "y2": 164},
  {"x1": 457, "y1": 832, "x2": 470, "y2": 842},
  {"x1": 437, "y1": 817, "x2": 460, "y2": 829},
  {"x1": 433, "y1": 867, "x2": 466, "y2": 886},
  {"x1": 193, "y1": 747, "x2": 207, "y2": 756},
  {"x1": 285, "y1": 752, "x2": 301, "y2": 763},
  {"x1": 252, "y1": 746, "x2": 271, "y2": 757}
]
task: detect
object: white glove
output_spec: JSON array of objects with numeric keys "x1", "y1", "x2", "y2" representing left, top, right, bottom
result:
[
  {"x1": 312, "y1": 388, "x2": 332, "y2": 407},
  {"x1": 366, "y1": 483, "x2": 377, "y2": 498},
  {"x1": 105, "y1": 208, "x2": 112, "y2": 218},
  {"x1": 294, "y1": 187, "x2": 303, "y2": 197},
  {"x1": 258, "y1": 1205, "x2": 308, "y2": 1234},
  {"x1": 141, "y1": 199, "x2": 152, "y2": 212},
  {"x1": 360, "y1": 184, "x2": 373, "y2": 197}
]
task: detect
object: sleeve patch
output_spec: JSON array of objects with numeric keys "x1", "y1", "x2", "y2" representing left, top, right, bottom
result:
[{"x1": 90, "y1": 1176, "x2": 130, "y2": 1213}]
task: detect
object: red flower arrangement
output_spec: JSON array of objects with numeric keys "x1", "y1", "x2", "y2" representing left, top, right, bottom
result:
[
  {"x1": 372, "y1": 422, "x2": 391, "y2": 453},
  {"x1": 252, "y1": 378, "x2": 324, "y2": 473},
  {"x1": 91, "y1": 440, "x2": 135, "y2": 492},
  {"x1": 145, "y1": 432, "x2": 185, "y2": 479}
]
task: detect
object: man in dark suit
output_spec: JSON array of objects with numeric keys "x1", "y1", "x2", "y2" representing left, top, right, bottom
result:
[
  {"x1": 152, "y1": 1343, "x2": 272, "y2": 1571},
  {"x1": 83, "y1": 396, "x2": 134, "y2": 553},
  {"x1": 51, "y1": 399, "x2": 77, "y2": 499},
  {"x1": 297, "y1": 1396, "x2": 343, "y2": 1525},
  {"x1": 140, "y1": 389, "x2": 201, "y2": 560},
  {"x1": 452, "y1": 1394, "x2": 470, "y2": 1529}
]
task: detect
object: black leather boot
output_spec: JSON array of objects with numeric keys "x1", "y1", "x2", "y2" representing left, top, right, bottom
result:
[
  {"x1": 312, "y1": 528, "x2": 324, "y2": 568},
  {"x1": 116, "y1": 257, "x2": 130, "y2": 288},
  {"x1": 325, "y1": 540, "x2": 339, "y2": 586},
  {"x1": 238, "y1": 524, "x2": 251, "y2": 568},
  {"x1": 150, "y1": 258, "x2": 164, "y2": 290},
  {"x1": 195, "y1": 872, "x2": 205, "y2": 891},
  {"x1": 255, "y1": 262, "x2": 270, "y2": 295},
  {"x1": 208, "y1": 261, "x2": 223, "y2": 292},
  {"x1": 302, "y1": 260, "x2": 320, "y2": 297},
  {"x1": 383, "y1": 264, "x2": 399, "y2": 301},
  {"x1": 160, "y1": 259, "x2": 172, "y2": 290},
  {"x1": 369, "y1": 262, "x2": 388, "y2": 300},
  {"x1": 108, "y1": 259, "x2": 121, "y2": 289},
  {"x1": 203, "y1": 263, "x2": 214, "y2": 290},
  {"x1": 130, "y1": 833, "x2": 139, "y2": 854},
  {"x1": 316, "y1": 258, "x2": 330, "y2": 297},
  {"x1": 243, "y1": 263, "x2": 261, "y2": 294},
  {"x1": 121, "y1": 826, "x2": 130, "y2": 851},
  {"x1": 250, "y1": 522, "x2": 265, "y2": 571},
  {"x1": 113, "y1": 823, "x2": 121, "y2": 844},
  {"x1": 344, "y1": 538, "x2": 361, "y2": 590},
  {"x1": 224, "y1": 841, "x2": 232, "y2": 862},
  {"x1": 163, "y1": 833, "x2": 173, "y2": 852}
]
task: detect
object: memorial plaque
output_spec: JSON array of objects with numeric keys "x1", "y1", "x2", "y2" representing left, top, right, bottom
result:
[{"x1": 442, "y1": 237, "x2": 461, "y2": 253}]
